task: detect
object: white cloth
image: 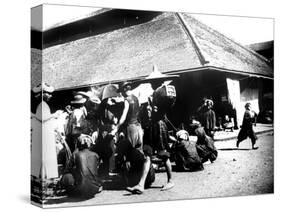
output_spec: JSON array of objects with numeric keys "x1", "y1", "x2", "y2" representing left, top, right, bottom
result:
[{"x1": 31, "y1": 101, "x2": 58, "y2": 179}]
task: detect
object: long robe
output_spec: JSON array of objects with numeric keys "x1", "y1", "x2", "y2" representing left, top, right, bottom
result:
[{"x1": 31, "y1": 101, "x2": 58, "y2": 179}]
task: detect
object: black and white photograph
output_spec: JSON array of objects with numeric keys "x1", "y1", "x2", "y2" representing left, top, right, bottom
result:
[{"x1": 30, "y1": 3, "x2": 274, "y2": 209}]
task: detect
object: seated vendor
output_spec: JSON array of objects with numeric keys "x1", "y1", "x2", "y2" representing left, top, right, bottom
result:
[{"x1": 61, "y1": 135, "x2": 102, "y2": 199}]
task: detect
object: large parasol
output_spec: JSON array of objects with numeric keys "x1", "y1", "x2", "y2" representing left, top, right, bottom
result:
[
  {"x1": 136, "y1": 65, "x2": 179, "y2": 84},
  {"x1": 130, "y1": 65, "x2": 179, "y2": 104},
  {"x1": 131, "y1": 83, "x2": 154, "y2": 104}
]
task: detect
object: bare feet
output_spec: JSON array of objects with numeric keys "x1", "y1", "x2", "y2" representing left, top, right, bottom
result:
[
  {"x1": 161, "y1": 181, "x2": 174, "y2": 191},
  {"x1": 126, "y1": 184, "x2": 144, "y2": 194},
  {"x1": 252, "y1": 145, "x2": 259, "y2": 150},
  {"x1": 236, "y1": 140, "x2": 240, "y2": 148}
]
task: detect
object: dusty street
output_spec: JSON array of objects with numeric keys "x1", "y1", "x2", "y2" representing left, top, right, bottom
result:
[{"x1": 46, "y1": 132, "x2": 274, "y2": 208}]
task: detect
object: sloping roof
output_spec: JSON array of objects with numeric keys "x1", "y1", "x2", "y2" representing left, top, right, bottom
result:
[
  {"x1": 179, "y1": 14, "x2": 272, "y2": 77},
  {"x1": 32, "y1": 11, "x2": 273, "y2": 90},
  {"x1": 40, "y1": 13, "x2": 201, "y2": 90}
]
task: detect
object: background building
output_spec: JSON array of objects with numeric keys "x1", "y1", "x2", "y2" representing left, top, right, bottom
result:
[{"x1": 31, "y1": 7, "x2": 273, "y2": 127}]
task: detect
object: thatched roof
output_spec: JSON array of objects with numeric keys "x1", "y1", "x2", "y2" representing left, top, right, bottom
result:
[
  {"x1": 31, "y1": 11, "x2": 273, "y2": 90},
  {"x1": 180, "y1": 14, "x2": 272, "y2": 77}
]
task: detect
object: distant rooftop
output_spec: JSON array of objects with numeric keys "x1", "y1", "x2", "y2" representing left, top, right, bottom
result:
[{"x1": 246, "y1": 40, "x2": 273, "y2": 52}]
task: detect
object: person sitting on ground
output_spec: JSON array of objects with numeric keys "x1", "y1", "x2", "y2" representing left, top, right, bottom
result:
[
  {"x1": 222, "y1": 115, "x2": 234, "y2": 131},
  {"x1": 174, "y1": 130, "x2": 204, "y2": 171},
  {"x1": 191, "y1": 120, "x2": 218, "y2": 163},
  {"x1": 61, "y1": 134, "x2": 102, "y2": 199},
  {"x1": 236, "y1": 102, "x2": 258, "y2": 150}
]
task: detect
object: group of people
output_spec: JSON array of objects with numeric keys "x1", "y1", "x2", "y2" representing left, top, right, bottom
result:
[
  {"x1": 31, "y1": 72, "x2": 258, "y2": 200},
  {"x1": 196, "y1": 98, "x2": 258, "y2": 150}
]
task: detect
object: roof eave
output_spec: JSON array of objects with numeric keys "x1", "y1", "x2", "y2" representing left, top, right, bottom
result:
[
  {"x1": 54, "y1": 65, "x2": 273, "y2": 92},
  {"x1": 165, "y1": 65, "x2": 273, "y2": 79}
]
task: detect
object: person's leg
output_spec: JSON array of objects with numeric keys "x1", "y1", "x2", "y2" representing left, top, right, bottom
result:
[
  {"x1": 127, "y1": 156, "x2": 151, "y2": 194},
  {"x1": 99, "y1": 134, "x2": 116, "y2": 176},
  {"x1": 61, "y1": 173, "x2": 75, "y2": 194},
  {"x1": 236, "y1": 128, "x2": 246, "y2": 148},
  {"x1": 108, "y1": 137, "x2": 116, "y2": 175},
  {"x1": 165, "y1": 158, "x2": 172, "y2": 182},
  {"x1": 161, "y1": 157, "x2": 174, "y2": 191},
  {"x1": 138, "y1": 156, "x2": 151, "y2": 188},
  {"x1": 249, "y1": 128, "x2": 258, "y2": 150},
  {"x1": 126, "y1": 149, "x2": 151, "y2": 194}
]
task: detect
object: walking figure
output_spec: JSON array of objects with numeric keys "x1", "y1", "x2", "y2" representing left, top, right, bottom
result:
[{"x1": 236, "y1": 103, "x2": 258, "y2": 150}]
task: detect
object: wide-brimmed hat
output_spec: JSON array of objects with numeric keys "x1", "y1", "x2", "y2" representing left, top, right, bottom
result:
[
  {"x1": 71, "y1": 94, "x2": 87, "y2": 104},
  {"x1": 76, "y1": 91, "x2": 101, "y2": 104},
  {"x1": 176, "y1": 130, "x2": 189, "y2": 140},
  {"x1": 136, "y1": 65, "x2": 179, "y2": 84},
  {"x1": 32, "y1": 82, "x2": 54, "y2": 94},
  {"x1": 118, "y1": 81, "x2": 140, "y2": 92},
  {"x1": 100, "y1": 84, "x2": 121, "y2": 100}
]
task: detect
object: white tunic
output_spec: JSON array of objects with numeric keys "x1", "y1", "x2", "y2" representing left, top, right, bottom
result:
[{"x1": 31, "y1": 101, "x2": 58, "y2": 179}]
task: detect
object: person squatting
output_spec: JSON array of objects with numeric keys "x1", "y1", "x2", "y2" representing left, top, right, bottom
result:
[{"x1": 31, "y1": 76, "x2": 219, "y2": 199}]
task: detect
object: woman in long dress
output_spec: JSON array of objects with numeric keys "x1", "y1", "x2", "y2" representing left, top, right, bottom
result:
[{"x1": 31, "y1": 83, "x2": 59, "y2": 179}]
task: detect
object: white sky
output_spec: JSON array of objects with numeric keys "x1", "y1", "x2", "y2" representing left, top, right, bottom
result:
[
  {"x1": 32, "y1": 4, "x2": 274, "y2": 45},
  {"x1": 191, "y1": 13, "x2": 274, "y2": 45}
]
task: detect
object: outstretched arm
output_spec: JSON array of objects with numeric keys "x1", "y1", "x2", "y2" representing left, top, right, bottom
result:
[{"x1": 117, "y1": 100, "x2": 129, "y2": 128}]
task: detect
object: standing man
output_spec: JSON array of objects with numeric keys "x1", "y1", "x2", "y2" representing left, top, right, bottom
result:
[
  {"x1": 236, "y1": 103, "x2": 258, "y2": 150},
  {"x1": 148, "y1": 81, "x2": 175, "y2": 191},
  {"x1": 197, "y1": 99, "x2": 216, "y2": 138},
  {"x1": 117, "y1": 82, "x2": 153, "y2": 194},
  {"x1": 136, "y1": 65, "x2": 178, "y2": 191},
  {"x1": 94, "y1": 84, "x2": 126, "y2": 177}
]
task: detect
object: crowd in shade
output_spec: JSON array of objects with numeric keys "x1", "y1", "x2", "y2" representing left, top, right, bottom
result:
[{"x1": 31, "y1": 65, "x2": 257, "y2": 200}]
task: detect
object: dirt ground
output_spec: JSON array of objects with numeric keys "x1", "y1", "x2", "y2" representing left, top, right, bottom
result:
[{"x1": 45, "y1": 132, "x2": 274, "y2": 208}]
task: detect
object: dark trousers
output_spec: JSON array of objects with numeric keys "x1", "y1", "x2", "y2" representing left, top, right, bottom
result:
[
  {"x1": 237, "y1": 126, "x2": 257, "y2": 146},
  {"x1": 94, "y1": 134, "x2": 116, "y2": 174}
]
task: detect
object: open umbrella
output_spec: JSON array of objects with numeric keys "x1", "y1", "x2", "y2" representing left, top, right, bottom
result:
[
  {"x1": 136, "y1": 65, "x2": 179, "y2": 84},
  {"x1": 131, "y1": 83, "x2": 154, "y2": 104}
]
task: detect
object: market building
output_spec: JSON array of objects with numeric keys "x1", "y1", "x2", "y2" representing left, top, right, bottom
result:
[{"x1": 31, "y1": 8, "x2": 273, "y2": 127}]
